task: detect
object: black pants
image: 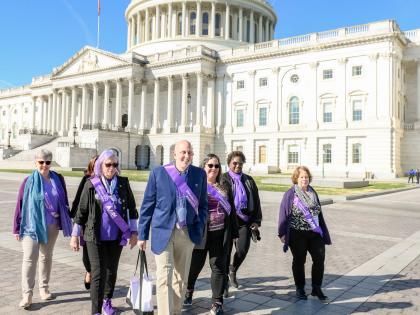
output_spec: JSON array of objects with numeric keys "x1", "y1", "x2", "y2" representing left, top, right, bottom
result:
[
  {"x1": 228, "y1": 224, "x2": 251, "y2": 271},
  {"x1": 187, "y1": 229, "x2": 226, "y2": 303},
  {"x1": 86, "y1": 240, "x2": 123, "y2": 314},
  {"x1": 82, "y1": 244, "x2": 91, "y2": 273},
  {"x1": 289, "y1": 229, "x2": 325, "y2": 289}
]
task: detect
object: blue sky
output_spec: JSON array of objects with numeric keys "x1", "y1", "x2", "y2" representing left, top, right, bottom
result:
[{"x1": 0, "y1": 0, "x2": 419, "y2": 89}]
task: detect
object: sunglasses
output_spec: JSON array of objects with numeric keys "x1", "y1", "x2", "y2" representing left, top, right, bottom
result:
[
  {"x1": 206, "y1": 164, "x2": 220, "y2": 169},
  {"x1": 104, "y1": 163, "x2": 119, "y2": 168},
  {"x1": 37, "y1": 160, "x2": 51, "y2": 165},
  {"x1": 232, "y1": 161, "x2": 243, "y2": 166}
]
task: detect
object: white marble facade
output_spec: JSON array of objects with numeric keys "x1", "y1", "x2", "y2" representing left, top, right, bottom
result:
[{"x1": 1, "y1": 0, "x2": 420, "y2": 178}]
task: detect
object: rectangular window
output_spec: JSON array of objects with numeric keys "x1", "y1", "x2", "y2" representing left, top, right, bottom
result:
[
  {"x1": 236, "y1": 109, "x2": 244, "y2": 127},
  {"x1": 322, "y1": 144, "x2": 332, "y2": 163},
  {"x1": 352, "y1": 100, "x2": 362, "y2": 121},
  {"x1": 352, "y1": 143, "x2": 362, "y2": 163},
  {"x1": 237, "y1": 80, "x2": 245, "y2": 89},
  {"x1": 259, "y1": 107, "x2": 267, "y2": 126},
  {"x1": 259, "y1": 77, "x2": 268, "y2": 87},
  {"x1": 258, "y1": 145, "x2": 267, "y2": 163},
  {"x1": 323, "y1": 102, "x2": 333, "y2": 123},
  {"x1": 288, "y1": 145, "x2": 299, "y2": 164},
  {"x1": 323, "y1": 69, "x2": 333, "y2": 79},
  {"x1": 352, "y1": 65, "x2": 362, "y2": 76}
]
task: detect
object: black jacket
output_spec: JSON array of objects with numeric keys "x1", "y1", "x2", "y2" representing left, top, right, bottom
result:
[
  {"x1": 70, "y1": 175, "x2": 89, "y2": 218},
  {"x1": 221, "y1": 172, "x2": 262, "y2": 226},
  {"x1": 74, "y1": 175, "x2": 138, "y2": 244}
]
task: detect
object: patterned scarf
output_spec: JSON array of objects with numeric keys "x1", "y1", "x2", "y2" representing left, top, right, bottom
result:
[{"x1": 293, "y1": 184, "x2": 320, "y2": 213}]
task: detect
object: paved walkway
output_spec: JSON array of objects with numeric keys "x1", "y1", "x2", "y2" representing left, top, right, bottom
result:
[{"x1": 0, "y1": 172, "x2": 419, "y2": 314}]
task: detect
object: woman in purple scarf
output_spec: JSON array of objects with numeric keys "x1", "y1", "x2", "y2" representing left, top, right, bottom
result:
[
  {"x1": 184, "y1": 154, "x2": 239, "y2": 315},
  {"x1": 70, "y1": 150, "x2": 138, "y2": 315},
  {"x1": 278, "y1": 166, "x2": 331, "y2": 302},
  {"x1": 221, "y1": 151, "x2": 262, "y2": 293},
  {"x1": 13, "y1": 149, "x2": 72, "y2": 309}
]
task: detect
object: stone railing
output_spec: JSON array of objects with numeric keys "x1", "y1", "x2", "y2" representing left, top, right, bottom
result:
[
  {"x1": 147, "y1": 45, "x2": 217, "y2": 63},
  {"x1": 404, "y1": 123, "x2": 414, "y2": 130},
  {"x1": 31, "y1": 75, "x2": 51, "y2": 85},
  {"x1": 0, "y1": 85, "x2": 31, "y2": 96},
  {"x1": 404, "y1": 29, "x2": 420, "y2": 43}
]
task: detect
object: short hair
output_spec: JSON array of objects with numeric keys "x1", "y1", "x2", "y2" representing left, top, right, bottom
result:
[
  {"x1": 86, "y1": 155, "x2": 99, "y2": 176},
  {"x1": 200, "y1": 153, "x2": 222, "y2": 184},
  {"x1": 35, "y1": 149, "x2": 52, "y2": 161},
  {"x1": 227, "y1": 151, "x2": 246, "y2": 165},
  {"x1": 291, "y1": 166, "x2": 313, "y2": 184},
  {"x1": 94, "y1": 149, "x2": 120, "y2": 177}
]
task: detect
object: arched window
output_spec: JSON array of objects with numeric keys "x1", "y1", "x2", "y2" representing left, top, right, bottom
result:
[
  {"x1": 202, "y1": 12, "x2": 209, "y2": 35},
  {"x1": 177, "y1": 13, "x2": 182, "y2": 35},
  {"x1": 215, "y1": 13, "x2": 221, "y2": 36},
  {"x1": 289, "y1": 97, "x2": 299, "y2": 125},
  {"x1": 190, "y1": 12, "x2": 196, "y2": 35}
]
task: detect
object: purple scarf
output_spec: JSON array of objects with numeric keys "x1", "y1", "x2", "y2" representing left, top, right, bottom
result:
[
  {"x1": 228, "y1": 170, "x2": 249, "y2": 221},
  {"x1": 293, "y1": 195, "x2": 323, "y2": 237},
  {"x1": 207, "y1": 183, "x2": 231, "y2": 215},
  {"x1": 90, "y1": 176, "x2": 131, "y2": 246}
]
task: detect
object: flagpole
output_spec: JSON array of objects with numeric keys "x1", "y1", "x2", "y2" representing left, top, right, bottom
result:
[{"x1": 97, "y1": 0, "x2": 100, "y2": 48}]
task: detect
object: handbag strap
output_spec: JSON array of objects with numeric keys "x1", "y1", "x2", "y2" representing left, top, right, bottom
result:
[
  {"x1": 133, "y1": 249, "x2": 141, "y2": 276},
  {"x1": 140, "y1": 250, "x2": 149, "y2": 278}
]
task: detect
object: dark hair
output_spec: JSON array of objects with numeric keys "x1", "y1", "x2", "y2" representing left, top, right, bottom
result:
[
  {"x1": 291, "y1": 166, "x2": 313, "y2": 184},
  {"x1": 85, "y1": 155, "x2": 99, "y2": 176},
  {"x1": 227, "y1": 151, "x2": 246, "y2": 165},
  {"x1": 200, "y1": 153, "x2": 222, "y2": 184}
]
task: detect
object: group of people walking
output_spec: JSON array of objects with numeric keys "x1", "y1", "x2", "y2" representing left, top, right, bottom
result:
[
  {"x1": 407, "y1": 168, "x2": 420, "y2": 183},
  {"x1": 13, "y1": 139, "x2": 332, "y2": 315}
]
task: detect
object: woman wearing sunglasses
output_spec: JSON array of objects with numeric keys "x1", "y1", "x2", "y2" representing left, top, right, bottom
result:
[
  {"x1": 70, "y1": 150, "x2": 138, "y2": 315},
  {"x1": 13, "y1": 149, "x2": 72, "y2": 309},
  {"x1": 184, "y1": 154, "x2": 238, "y2": 315},
  {"x1": 221, "y1": 151, "x2": 262, "y2": 292},
  {"x1": 69, "y1": 155, "x2": 98, "y2": 291}
]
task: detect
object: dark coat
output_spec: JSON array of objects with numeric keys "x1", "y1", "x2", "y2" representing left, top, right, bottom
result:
[
  {"x1": 70, "y1": 175, "x2": 89, "y2": 218},
  {"x1": 73, "y1": 175, "x2": 138, "y2": 244},
  {"x1": 278, "y1": 186, "x2": 331, "y2": 252},
  {"x1": 221, "y1": 172, "x2": 262, "y2": 226}
]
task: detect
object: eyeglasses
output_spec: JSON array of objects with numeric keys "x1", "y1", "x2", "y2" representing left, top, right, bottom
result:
[
  {"x1": 104, "y1": 163, "x2": 119, "y2": 168},
  {"x1": 37, "y1": 160, "x2": 51, "y2": 165},
  {"x1": 206, "y1": 164, "x2": 220, "y2": 169},
  {"x1": 232, "y1": 161, "x2": 243, "y2": 166}
]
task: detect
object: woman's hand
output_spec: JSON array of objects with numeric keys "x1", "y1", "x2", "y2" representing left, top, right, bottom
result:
[
  {"x1": 129, "y1": 233, "x2": 138, "y2": 249},
  {"x1": 250, "y1": 223, "x2": 259, "y2": 230},
  {"x1": 138, "y1": 240, "x2": 147, "y2": 251},
  {"x1": 14, "y1": 234, "x2": 20, "y2": 241},
  {"x1": 70, "y1": 236, "x2": 80, "y2": 251},
  {"x1": 280, "y1": 236, "x2": 285, "y2": 243}
]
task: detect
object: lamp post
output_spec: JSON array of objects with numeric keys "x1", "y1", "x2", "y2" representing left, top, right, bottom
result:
[
  {"x1": 72, "y1": 124, "x2": 77, "y2": 147},
  {"x1": 7, "y1": 130, "x2": 11, "y2": 149}
]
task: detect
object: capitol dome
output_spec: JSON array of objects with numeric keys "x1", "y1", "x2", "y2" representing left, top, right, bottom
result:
[{"x1": 125, "y1": 0, "x2": 277, "y2": 55}]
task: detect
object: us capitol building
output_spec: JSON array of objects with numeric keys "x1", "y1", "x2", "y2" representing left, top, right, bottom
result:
[{"x1": 1, "y1": 0, "x2": 420, "y2": 178}]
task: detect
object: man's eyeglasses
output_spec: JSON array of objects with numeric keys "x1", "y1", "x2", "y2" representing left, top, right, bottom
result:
[
  {"x1": 37, "y1": 160, "x2": 51, "y2": 165},
  {"x1": 207, "y1": 164, "x2": 220, "y2": 169},
  {"x1": 232, "y1": 161, "x2": 243, "y2": 166},
  {"x1": 105, "y1": 163, "x2": 119, "y2": 168}
]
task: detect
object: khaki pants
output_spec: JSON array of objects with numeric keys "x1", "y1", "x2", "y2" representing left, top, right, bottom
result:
[
  {"x1": 155, "y1": 228, "x2": 195, "y2": 315},
  {"x1": 21, "y1": 224, "x2": 59, "y2": 296}
]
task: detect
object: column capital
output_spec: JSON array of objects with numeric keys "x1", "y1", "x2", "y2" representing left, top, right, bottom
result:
[
  {"x1": 309, "y1": 61, "x2": 319, "y2": 69},
  {"x1": 272, "y1": 67, "x2": 280, "y2": 74},
  {"x1": 167, "y1": 75, "x2": 174, "y2": 81},
  {"x1": 338, "y1": 57, "x2": 348, "y2": 65},
  {"x1": 248, "y1": 70, "x2": 256, "y2": 77},
  {"x1": 182, "y1": 73, "x2": 189, "y2": 80}
]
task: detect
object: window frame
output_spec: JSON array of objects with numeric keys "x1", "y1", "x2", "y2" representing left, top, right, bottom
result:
[
  {"x1": 352, "y1": 65, "x2": 362, "y2": 77},
  {"x1": 352, "y1": 143, "x2": 362, "y2": 164},
  {"x1": 237, "y1": 80, "x2": 245, "y2": 90},
  {"x1": 322, "y1": 144, "x2": 332, "y2": 164},
  {"x1": 289, "y1": 96, "x2": 300, "y2": 125},
  {"x1": 323, "y1": 69, "x2": 333, "y2": 80}
]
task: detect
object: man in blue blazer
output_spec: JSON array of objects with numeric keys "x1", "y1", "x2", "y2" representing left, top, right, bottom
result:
[{"x1": 138, "y1": 140, "x2": 208, "y2": 315}]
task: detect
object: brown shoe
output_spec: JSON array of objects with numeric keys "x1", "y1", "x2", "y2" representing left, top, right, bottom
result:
[
  {"x1": 19, "y1": 294, "x2": 32, "y2": 309},
  {"x1": 39, "y1": 288, "x2": 54, "y2": 300}
]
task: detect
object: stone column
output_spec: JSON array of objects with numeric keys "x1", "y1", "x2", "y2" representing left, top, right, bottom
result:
[
  {"x1": 161, "y1": 11, "x2": 166, "y2": 38},
  {"x1": 225, "y1": 4, "x2": 230, "y2": 40},
  {"x1": 60, "y1": 90, "x2": 66, "y2": 134},
  {"x1": 102, "y1": 81, "x2": 110, "y2": 128},
  {"x1": 47, "y1": 94, "x2": 52, "y2": 133},
  {"x1": 210, "y1": 2, "x2": 216, "y2": 38},
  {"x1": 151, "y1": 78, "x2": 160, "y2": 134},
  {"x1": 258, "y1": 14, "x2": 263, "y2": 43},
  {"x1": 196, "y1": 1, "x2": 202, "y2": 36},
  {"x1": 179, "y1": 73, "x2": 188, "y2": 132},
  {"x1": 417, "y1": 60, "x2": 420, "y2": 123},
  {"x1": 127, "y1": 78, "x2": 134, "y2": 130},
  {"x1": 127, "y1": 18, "x2": 131, "y2": 50},
  {"x1": 137, "y1": 13, "x2": 141, "y2": 44},
  {"x1": 168, "y1": 3, "x2": 173, "y2": 38},
  {"x1": 70, "y1": 87, "x2": 77, "y2": 130},
  {"x1": 194, "y1": 73, "x2": 203, "y2": 132},
  {"x1": 81, "y1": 85, "x2": 87, "y2": 129},
  {"x1": 56, "y1": 92, "x2": 63, "y2": 133},
  {"x1": 92, "y1": 83, "x2": 99, "y2": 128},
  {"x1": 250, "y1": 11, "x2": 255, "y2": 43},
  {"x1": 238, "y1": 8, "x2": 243, "y2": 42},
  {"x1": 145, "y1": 8, "x2": 150, "y2": 41},
  {"x1": 30, "y1": 97, "x2": 36, "y2": 132},
  {"x1": 182, "y1": 2, "x2": 186, "y2": 37},
  {"x1": 52, "y1": 90, "x2": 57, "y2": 133},
  {"x1": 207, "y1": 75, "x2": 216, "y2": 130},
  {"x1": 265, "y1": 18, "x2": 269, "y2": 42},
  {"x1": 131, "y1": 17, "x2": 136, "y2": 46},
  {"x1": 41, "y1": 97, "x2": 47, "y2": 133},
  {"x1": 139, "y1": 80, "x2": 147, "y2": 131},
  {"x1": 165, "y1": 76, "x2": 174, "y2": 133},
  {"x1": 115, "y1": 79, "x2": 122, "y2": 129},
  {"x1": 155, "y1": 5, "x2": 160, "y2": 40}
]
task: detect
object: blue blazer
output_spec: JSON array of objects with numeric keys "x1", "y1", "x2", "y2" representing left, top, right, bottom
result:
[{"x1": 138, "y1": 165, "x2": 208, "y2": 255}]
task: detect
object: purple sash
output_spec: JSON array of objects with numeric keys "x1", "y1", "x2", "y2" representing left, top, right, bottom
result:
[
  {"x1": 164, "y1": 164, "x2": 199, "y2": 215},
  {"x1": 207, "y1": 184, "x2": 231, "y2": 215},
  {"x1": 90, "y1": 176, "x2": 131, "y2": 246},
  {"x1": 294, "y1": 195, "x2": 323, "y2": 237}
]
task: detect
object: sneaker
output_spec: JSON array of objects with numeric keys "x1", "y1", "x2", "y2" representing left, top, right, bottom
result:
[
  {"x1": 39, "y1": 288, "x2": 54, "y2": 300},
  {"x1": 102, "y1": 298, "x2": 116, "y2": 315},
  {"x1": 210, "y1": 302, "x2": 224, "y2": 315},
  {"x1": 183, "y1": 290, "x2": 193, "y2": 306},
  {"x1": 19, "y1": 294, "x2": 32, "y2": 309}
]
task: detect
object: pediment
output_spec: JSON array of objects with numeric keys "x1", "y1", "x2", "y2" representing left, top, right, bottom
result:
[{"x1": 52, "y1": 46, "x2": 130, "y2": 78}]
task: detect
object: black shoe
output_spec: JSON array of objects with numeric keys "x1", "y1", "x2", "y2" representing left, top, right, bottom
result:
[
  {"x1": 296, "y1": 287, "x2": 307, "y2": 300},
  {"x1": 84, "y1": 272, "x2": 91, "y2": 290},
  {"x1": 229, "y1": 266, "x2": 238, "y2": 288},
  {"x1": 183, "y1": 290, "x2": 193, "y2": 306},
  {"x1": 311, "y1": 286, "x2": 329, "y2": 303},
  {"x1": 223, "y1": 286, "x2": 229, "y2": 298},
  {"x1": 210, "y1": 302, "x2": 224, "y2": 315}
]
